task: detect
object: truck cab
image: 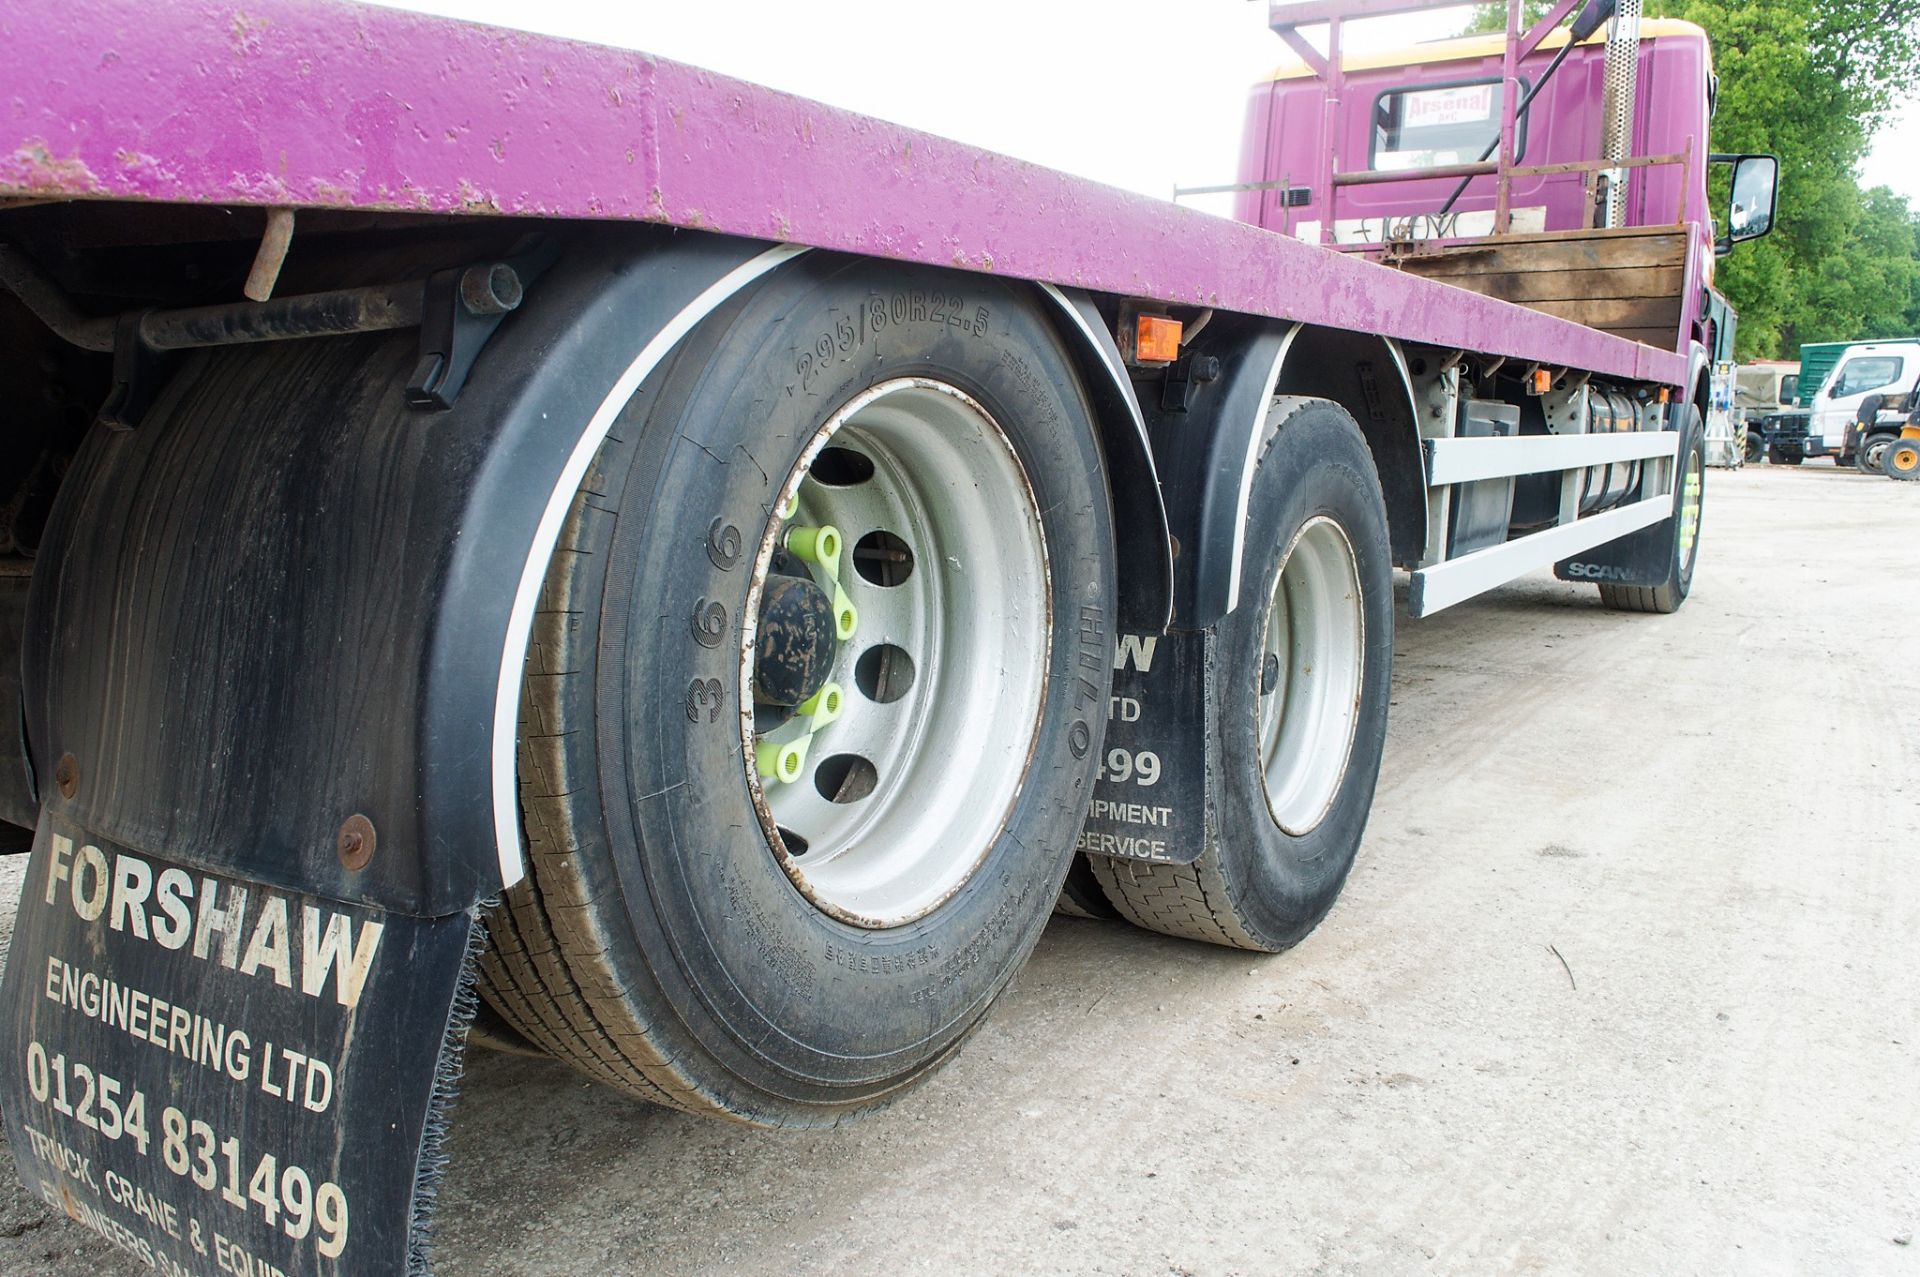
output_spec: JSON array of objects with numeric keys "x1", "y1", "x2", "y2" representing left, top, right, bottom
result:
[
  {"x1": 1236, "y1": 13, "x2": 1771, "y2": 391},
  {"x1": 1245, "y1": 18, "x2": 1713, "y2": 258}
]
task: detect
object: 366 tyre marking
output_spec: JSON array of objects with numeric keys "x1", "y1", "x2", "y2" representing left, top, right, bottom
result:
[
  {"x1": 685, "y1": 678, "x2": 724, "y2": 723},
  {"x1": 690, "y1": 597, "x2": 728, "y2": 648},
  {"x1": 707, "y1": 518, "x2": 742, "y2": 571}
]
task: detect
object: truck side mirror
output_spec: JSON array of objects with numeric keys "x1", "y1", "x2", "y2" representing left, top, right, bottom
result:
[{"x1": 1716, "y1": 154, "x2": 1778, "y2": 252}]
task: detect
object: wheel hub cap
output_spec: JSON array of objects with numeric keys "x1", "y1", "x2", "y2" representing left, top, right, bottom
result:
[{"x1": 753, "y1": 572, "x2": 838, "y2": 708}]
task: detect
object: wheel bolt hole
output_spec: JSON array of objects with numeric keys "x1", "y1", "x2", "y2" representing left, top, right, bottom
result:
[
  {"x1": 777, "y1": 827, "x2": 810, "y2": 857},
  {"x1": 855, "y1": 644, "x2": 916, "y2": 704},
  {"x1": 853, "y1": 531, "x2": 914, "y2": 586},
  {"x1": 814, "y1": 754, "x2": 879, "y2": 804},
  {"x1": 809, "y1": 447, "x2": 876, "y2": 486}
]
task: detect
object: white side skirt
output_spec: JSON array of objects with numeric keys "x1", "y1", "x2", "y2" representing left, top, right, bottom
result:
[
  {"x1": 1409, "y1": 492, "x2": 1673, "y2": 617},
  {"x1": 1425, "y1": 430, "x2": 1679, "y2": 486}
]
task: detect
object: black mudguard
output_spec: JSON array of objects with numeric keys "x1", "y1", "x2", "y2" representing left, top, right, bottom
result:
[
  {"x1": 0, "y1": 227, "x2": 790, "y2": 1275},
  {"x1": 21, "y1": 228, "x2": 785, "y2": 916},
  {"x1": 1555, "y1": 413, "x2": 1698, "y2": 589}
]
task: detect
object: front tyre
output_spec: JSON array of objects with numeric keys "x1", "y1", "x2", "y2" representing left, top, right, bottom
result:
[
  {"x1": 1092, "y1": 397, "x2": 1393, "y2": 952},
  {"x1": 477, "y1": 257, "x2": 1116, "y2": 1125},
  {"x1": 1599, "y1": 407, "x2": 1704, "y2": 615}
]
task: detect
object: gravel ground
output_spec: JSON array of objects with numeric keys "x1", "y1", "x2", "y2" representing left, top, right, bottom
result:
[{"x1": 3, "y1": 462, "x2": 1916, "y2": 1275}]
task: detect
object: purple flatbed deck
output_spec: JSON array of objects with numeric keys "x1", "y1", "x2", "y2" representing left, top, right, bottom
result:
[{"x1": 1, "y1": 0, "x2": 1685, "y2": 387}]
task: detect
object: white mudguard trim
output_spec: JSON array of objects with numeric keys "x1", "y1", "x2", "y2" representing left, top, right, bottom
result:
[
  {"x1": 1225, "y1": 324, "x2": 1302, "y2": 610},
  {"x1": 1426, "y1": 429, "x2": 1680, "y2": 485},
  {"x1": 1409, "y1": 492, "x2": 1671, "y2": 617},
  {"x1": 1036, "y1": 283, "x2": 1148, "y2": 439},
  {"x1": 490, "y1": 245, "x2": 808, "y2": 889},
  {"x1": 1036, "y1": 282, "x2": 1175, "y2": 631}
]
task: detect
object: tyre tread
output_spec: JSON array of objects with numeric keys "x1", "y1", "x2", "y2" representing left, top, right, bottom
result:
[
  {"x1": 1597, "y1": 582, "x2": 1671, "y2": 613},
  {"x1": 1088, "y1": 853, "x2": 1269, "y2": 950},
  {"x1": 474, "y1": 501, "x2": 715, "y2": 1116}
]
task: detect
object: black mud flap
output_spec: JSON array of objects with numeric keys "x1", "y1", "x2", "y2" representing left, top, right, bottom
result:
[
  {"x1": 1556, "y1": 417, "x2": 1696, "y2": 588},
  {"x1": 1, "y1": 815, "x2": 477, "y2": 1277},
  {"x1": 0, "y1": 227, "x2": 809, "y2": 1273},
  {"x1": 1075, "y1": 630, "x2": 1210, "y2": 866},
  {"x1": 1553, "y1": 508, "x2": 1675, "y2": 588}
]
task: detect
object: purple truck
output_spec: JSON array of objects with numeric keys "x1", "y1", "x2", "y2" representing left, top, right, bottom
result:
[{"x1": 0, "y1": 1, "x2": 1775, "y2": 1271}]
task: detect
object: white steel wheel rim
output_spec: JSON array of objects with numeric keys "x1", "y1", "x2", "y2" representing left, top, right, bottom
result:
[
  {"x1": 740, "y1": 378, "x2": 1050, "y2": 929},
  {"x1": 1257, "y1": 516, "x2": 1365, "y2": 835},
  {"x1": 1863, "y1": 438, "x2": 1890, "y2": 471}
]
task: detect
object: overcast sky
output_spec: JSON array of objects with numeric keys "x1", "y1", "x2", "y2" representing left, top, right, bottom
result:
[{"x1": 371, "y1": 0, "x2": 1920, "y2": 210}]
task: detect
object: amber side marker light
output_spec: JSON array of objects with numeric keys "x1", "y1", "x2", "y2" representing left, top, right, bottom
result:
[
  {"x1": 1532, "y1": 368, "x2": 1553, "y2": 394},
  {"x1": 1136, "y1": 315, "x2": 1183, "y2": 363}
]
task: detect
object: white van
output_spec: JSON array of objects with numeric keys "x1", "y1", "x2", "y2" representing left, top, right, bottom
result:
[{"x1": 1804, "y1": 341, "x2": 1920, "y2": 464}]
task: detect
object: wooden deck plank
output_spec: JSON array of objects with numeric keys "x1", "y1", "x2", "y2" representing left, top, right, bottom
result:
[{"x1": 1391, "y1": 231, "x2": 1690, "y2": 276}]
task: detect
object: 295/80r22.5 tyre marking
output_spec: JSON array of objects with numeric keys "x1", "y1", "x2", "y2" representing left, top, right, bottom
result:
[{"x1": 476, "y1": 254, "x2": 1116, "y2": 1126}]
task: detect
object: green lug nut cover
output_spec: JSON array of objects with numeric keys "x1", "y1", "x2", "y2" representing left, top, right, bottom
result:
[
  {"x1": 798, "y1": 681, "x2": 844, "y2": 727},
  {"x1": 756, "y1": 735, "x2": 811, "y2": 786},
  {"x1": 786, "y1": 524, "x2": 843, "y2": 579},
  {"x1": 832, "y1": 584, "x2": 858, "y2": 641}
]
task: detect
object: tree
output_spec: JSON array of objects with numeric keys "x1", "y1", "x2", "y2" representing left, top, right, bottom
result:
[{"x1": 1654, "y1": 0, "x2": 1920, "y2": 356}]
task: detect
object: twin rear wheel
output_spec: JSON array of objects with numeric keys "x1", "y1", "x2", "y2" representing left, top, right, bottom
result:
[
  {"x1": 473, "y1": 252, "x2": 1700, "y2": 1125},
  {"x1": 475, "y1": 254, "x2": 1398, "y2": 1122}
]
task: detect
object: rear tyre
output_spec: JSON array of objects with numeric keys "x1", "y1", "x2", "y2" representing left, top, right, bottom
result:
[
  {"x1": 1053, "y1": 854, "x2": 1120, "y2": 920},
  {"x1": 1886, "y1": 436, "x2": 1920, "y2": 481},
  {"x1": 477, "y1": 257, "x2": 1116, "y2": 1125},
  {"x1": 1599, "y1": 408, "x2": 1704, "y2": 615},
  {"x1": 1744, "y1": 431, "x2": 1765, "y2": 464},
  {"x1": 1090, "y1": 397, "x2": 1393, "y2": 952}
]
